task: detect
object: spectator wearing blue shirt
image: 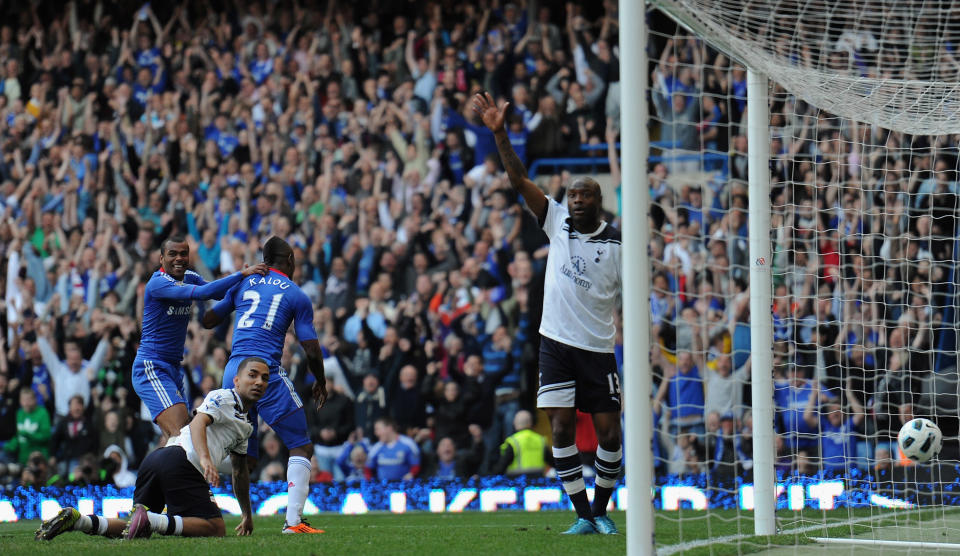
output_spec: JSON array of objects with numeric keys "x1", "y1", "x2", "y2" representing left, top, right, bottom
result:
[
  {"x1": 655, "y1": 351, "x2": 706, "y2": 437},
  {"x1": 249, "y1": 42, "x2": 275, "y2": 85},
  {"x1": 775, "y1": 367, "x2": 819, "y2": 453},
  {"x1": 365, "y1": 417, "x2": 421, "y2": 481},
  {"x1": 803, "y1": 381, "x2": 865, "y2": 472},
  {"x1": 204, "y1": 114, "x2": 239, "y2": 158},
  {"x1": 336, "y1": 435, "x2": 371, "y2": 481},
  {"x1": 650, "y1": 272, "x2": 675, "y2": 328},
  {"x1": 131, "y1": 67, "x2": 166, "y2": 108},
  {"x1": 131, "y1": 4, "x2": 166, "y2": 77}
]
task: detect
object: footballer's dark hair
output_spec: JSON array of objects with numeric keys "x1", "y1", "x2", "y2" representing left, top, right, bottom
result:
[
  {"x1": 161, "y1": 235, "x2": 188, "y2": 253},
  {"x1": 238, "y1": 356, "x2": 269, "y2": 373},
  {"x1": 374, "y1": 415, "x2": 398, "y2": 430},
  {"x1": 262, "y1": 236, "x2": 293, "y2": 266}
]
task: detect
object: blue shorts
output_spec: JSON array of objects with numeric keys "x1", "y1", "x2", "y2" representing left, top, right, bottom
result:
[
  {"x1": 223, "y1": 356, "x2": 309, "y2": 459},
  {"x1": 132, "y1": 356, "x2": 186, "y2": 422}
]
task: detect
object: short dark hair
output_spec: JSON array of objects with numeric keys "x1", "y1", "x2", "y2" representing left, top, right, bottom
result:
[
  {"x1": 161, "y1": 235, "x2": 188, "y2": 253},
  {"x1": 374, "y1": 416, "x2": 397, "y2": 431},
  {"x1": 239, "y1": 356, "x2": 269, "y2": 373},
  {"x1": 262, "y1": 236, "x2": 293, "y2": 266},
  {"x1": 570, "y1": 176, "x2": 601, "y2": 196}
]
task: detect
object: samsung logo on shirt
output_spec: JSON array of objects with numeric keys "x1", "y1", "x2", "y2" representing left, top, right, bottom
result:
[{"x1": 167, "y1": 306, "x2": 193, "y2": 316}]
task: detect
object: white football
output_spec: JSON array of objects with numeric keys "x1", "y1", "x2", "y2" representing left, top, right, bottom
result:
[{"x1": 898, "y1": 418, "x2": 943, "y2": 463}]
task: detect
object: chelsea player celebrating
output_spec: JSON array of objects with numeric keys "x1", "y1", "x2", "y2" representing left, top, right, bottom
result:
[
  {"x1": 134, "y1": 236, "x2": 268, "y2": 445},
  {"x1": 203, "y1": 236, "x2": 328, "y2": 534}
]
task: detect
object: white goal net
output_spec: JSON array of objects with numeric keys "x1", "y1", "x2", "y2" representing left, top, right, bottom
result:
[{"x1": 643, "y1": 3, "x2": 960, "y2": 552}]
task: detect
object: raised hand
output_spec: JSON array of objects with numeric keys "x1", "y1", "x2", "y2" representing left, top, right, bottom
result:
[{"x1": 471, "y1": 92, "x2": 509, "y2": 132}]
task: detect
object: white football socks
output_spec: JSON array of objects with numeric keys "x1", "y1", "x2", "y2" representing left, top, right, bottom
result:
[
  {"x1": 148, "y1": 512, "x2": 183, "y2": 535},
  {"x1": 73, "y1": 514, "x2": 107, "y2": 535},
  {"x1": 285, "y1": 456, "x2": 312, "y2": 526}
]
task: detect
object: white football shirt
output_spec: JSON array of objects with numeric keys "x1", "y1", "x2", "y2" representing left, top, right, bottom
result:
[
  {"x1": 167, "y1": 388, "x2": 253, "y2": 474},
  {"x1": 539, "y1": 197, "x2": 622, "y2": 352}
]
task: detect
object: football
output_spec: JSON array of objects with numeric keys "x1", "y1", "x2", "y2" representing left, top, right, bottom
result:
[{"x1": 898, "y1": 418, "x2": 943, "y2": 463}]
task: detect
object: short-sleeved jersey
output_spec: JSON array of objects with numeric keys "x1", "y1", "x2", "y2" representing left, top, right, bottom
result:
[
  {"x1": 366, "y1": 436, "x2": 421, "y2": 481},
  {"x1": 139, "y1": 270, "x2": 206, "y2": 362},
  {"x1": 819, "y1": 416, "x2": 857, "y2": 469},
  {"x1": 539, "y1": 197, "x2": 622, "y2": 353},
  {"x1": 213, "y1": 269, "x2": 317, "y2": 368},
  {"x1": 167, "y1": 388, "x2": 253, "y2": 474}
]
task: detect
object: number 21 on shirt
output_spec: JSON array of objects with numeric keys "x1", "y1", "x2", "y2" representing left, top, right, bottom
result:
[{"x1": 238, "y1": 291, "x2": 284, "y2": 330}]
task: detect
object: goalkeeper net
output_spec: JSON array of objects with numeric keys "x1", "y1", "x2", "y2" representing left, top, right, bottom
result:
[
  {"x1": 651, "y1": 0, "x2": 960, "y2": 136},
  {"x1": 644, "y1": 6, "x2": 960, "y2": 553}
]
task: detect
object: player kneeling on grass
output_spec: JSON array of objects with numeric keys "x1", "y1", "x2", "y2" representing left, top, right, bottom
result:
[{"x1": 36, "y1": 357, "x2": 269, "y2": 541}]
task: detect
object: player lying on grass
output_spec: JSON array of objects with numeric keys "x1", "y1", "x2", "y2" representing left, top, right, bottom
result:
[{"x1": 35, "y1": 357, "x2": 270, "y2": 540}]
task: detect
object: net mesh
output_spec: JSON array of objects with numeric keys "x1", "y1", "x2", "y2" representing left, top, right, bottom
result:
[
  {"x1": 651, "y1": 0, "x2": 960, "y2": 135},
  {"x1": 644, "y1": 15, "x2": 960, "y2": 553}
]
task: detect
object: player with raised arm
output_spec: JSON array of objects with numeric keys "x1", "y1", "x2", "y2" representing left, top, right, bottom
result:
[
  {"x1": 202, "y1": 236, "x2": 328, "y2": 534},
  {"x1": 133, "y1": 236, "x2": 268, "y2": 446},
  {"x1": 474, "y1": 92, "x2": 624, "y2": 535},
  {"x1": 36, "y1": 357, "x2": 270, "y2": 540}
]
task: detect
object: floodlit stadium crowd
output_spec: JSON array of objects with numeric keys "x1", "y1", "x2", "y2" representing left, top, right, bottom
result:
[{"x1": 0, "y1": 0, "x2": 944, "y2": 488}]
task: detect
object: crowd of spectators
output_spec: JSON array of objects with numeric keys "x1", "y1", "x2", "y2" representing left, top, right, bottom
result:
[
  {"x1": 0, "y1": 0, "x2": 953, "y2": 491},
  {"x1": 646, "y1": 22, "x2": 960, "y2": 478},
  {"x1": 0, "y1": 0, "x2": 623, "y2": 488}
]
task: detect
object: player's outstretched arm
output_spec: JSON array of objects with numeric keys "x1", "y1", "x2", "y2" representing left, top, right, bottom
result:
[
  {"x1": 301, "y1": 339, "x2": 328, "y2": 409},
  {"x1": 151, "y1": 264, "x2": 269, "y2": 303},
  {"x1": 202, "y1": 282, "x2": 242, "y2": 329},
  {"x1": 471, "y1": 92, "x2": 547, "y2": 223},
  {"x1": 193, "y1": 263, "x2": 270, "y2": 301},
  {"x1": 230, "y1": 452, "x2": 253, "y2": 536}
]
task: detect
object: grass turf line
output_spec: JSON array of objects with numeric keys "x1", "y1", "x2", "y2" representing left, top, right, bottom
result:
[
  {"x1": 3, "y1": 508, "x2": 955, "y2": 555},
  {"x1": 1, "y1": 511, "x2": 626, "y2": 555}
]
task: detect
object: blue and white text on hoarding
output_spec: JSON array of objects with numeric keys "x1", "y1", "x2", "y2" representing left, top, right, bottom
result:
[{"x1": 0, "y1": 474, "x2": 930, "y2": 522}]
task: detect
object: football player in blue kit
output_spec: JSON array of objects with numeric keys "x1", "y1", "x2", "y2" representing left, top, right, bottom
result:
[
  {"x1": 202, "y1": 236, "x2": 327, "y2": 534},
  {"x1": 133, "y1": 235, "x2": 268, "y2": 445}
]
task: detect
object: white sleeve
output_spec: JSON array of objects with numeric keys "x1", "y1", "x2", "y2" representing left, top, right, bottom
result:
[
  {"x1": 542, "y1": 197, "x2": 569, "y2": 239},
  {"x1": 37, "y1": 337, "x2": 66, "y2": 381},
  {"x1": 196, "y1": 390, "x2": 231, "y2": 423}
]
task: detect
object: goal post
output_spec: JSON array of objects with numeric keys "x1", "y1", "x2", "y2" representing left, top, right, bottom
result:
[
  {"x1": 619, "y1": 0, "x2": 655, "y2": 554},
  {"x1": 746, "y1": 69, "x2": 777, "y2": 537}
]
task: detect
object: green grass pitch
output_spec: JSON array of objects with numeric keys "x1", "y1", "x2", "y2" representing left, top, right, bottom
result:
[
  {"x1": 3, "y1": 511, "x2": 627, "y2": 556},
  {"x1": 0, "y1": 508, "x2": 949, "y2": 555}
]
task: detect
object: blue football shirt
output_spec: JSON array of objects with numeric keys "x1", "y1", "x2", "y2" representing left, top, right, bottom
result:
[
  {"x1": 366, "y1": 436, "x2": 421, "y2": 481},
  {"x1": 139, "y1": 269, "x2": 245, "y2": 362},
  {"x1": 213, "y1": 269, "x2": 317, "y2": 367}
]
